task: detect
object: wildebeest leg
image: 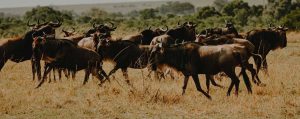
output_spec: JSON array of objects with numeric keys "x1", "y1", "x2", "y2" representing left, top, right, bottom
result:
[
  {"x1": 53, "y1": 68, "x2": 57, "y2": 82},
  {"x1": 164, "y1": 68, "x2": 175, "y2": 80},
  {"x1": 254, "y1": 56, "x2": 262, "y2": 75},
  {"x1": 205, "y1": 74, "x2": 223, "y2": 94},
  {"x1": 0, "y1": 58, "x2": 8, "y2": 71},
  {"x1": 98, "y1": 69, "x2": 108, "y2": 86},
  {"x1": 205, "y1": 75, "x2": 211, "y2": 94},
  {"x1": 31, "y1": 58, "x2": 41, "y2": 81},
  {"x1": 63, "y1": 69, "x2": 70, "y2": 79},
  {"x1": 31, "y1": 59, "x2": 36, "y2": 81},
  {"x1": 225, "y1": 70, "x2": 240, "y2": 96},
  {"x1": 245, "y1": 63, "x2": 266, "y2": 87},
  {"x1": 191, "y1": 75, "x2": 211, "y2": 99},
  {"x1": 169, "y1": 69, "x2": 176, "y2": 80},
  {"x1": 36, "y1": 66, "x2": 52, "y2": 88},
  {"x1": 58, "y1": 69, "x2": 62, "y2": 80},
  {"x1": 83, "y1": 69, "x2": 91, "y2": 85},
  {"x1": 182, "y1": 76, "x2": 189, "y2": 95},
  {"x1": 71, "y1": 70, "x2": 76, "y2": 80},
  {"x1": 262, "y1": 59, "x2": 269, "y2": 76},
  {"x1": 107, "y1": 66, "x2": 119, "y2": 80},
  {"x1": 121, "y1": 68, "x2": 130, "y2": 84},
  {"x1": 241, "y1": 67, "x2": 252, "y2": 94}
]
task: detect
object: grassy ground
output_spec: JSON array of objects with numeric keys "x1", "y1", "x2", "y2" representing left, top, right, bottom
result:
[{"x1": 0, "y1": 32, "x2": 299, "y2": 118}]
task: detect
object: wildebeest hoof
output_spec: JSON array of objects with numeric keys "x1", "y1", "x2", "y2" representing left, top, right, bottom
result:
[
  {"x1": 181, "y1": 91, "x2": 185, "y2": 95},
  {"x1": 234, "y1": 92, "x2": 238, "y2": 96},
  {"x1": 207, "y1": 95, "x2": 212, "y2": 100},
  {"x1": 98, "y1": 83, "x2": 103, "y2": 87},
  {"x1": 125, "y1": 80, "x2": 130, "y2": 84}
]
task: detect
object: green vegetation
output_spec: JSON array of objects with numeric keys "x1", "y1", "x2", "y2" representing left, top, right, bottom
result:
[{"x1": 0, "y1": 0, "x2": 299, "y2": 38}]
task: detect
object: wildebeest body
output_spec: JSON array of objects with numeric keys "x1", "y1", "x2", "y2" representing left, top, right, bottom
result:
[
  {"x1": 151, "y1": 42, "x2": 254, "y2": 99},
  {"x1": 97, "y1": 39, "x2": 153, "y2": 84}
]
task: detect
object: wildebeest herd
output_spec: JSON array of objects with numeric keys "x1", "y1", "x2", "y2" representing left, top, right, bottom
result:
[{"x1": 0, "y1": 18, "x2": 288, "y2": 99}]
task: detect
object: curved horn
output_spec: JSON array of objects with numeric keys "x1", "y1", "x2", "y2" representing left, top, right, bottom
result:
[
  {"x1": 49, "y1": 17, "x2": 62, "y2": 27},
  {"x1": 160, "y1": 25, "x2": 168, "y2": 32},
  {"x1": 108, "y1": 21, "x2": 117, "y2": 30},
  {"x1": 37, "y1": 19, "x2": 49, "y2": 27},
  {"x1": 27, "y1": 18, "x2": 36, "y2": 27},
  {"x1": 148, "y1": 26, "x2": 152, "y2": 30}
]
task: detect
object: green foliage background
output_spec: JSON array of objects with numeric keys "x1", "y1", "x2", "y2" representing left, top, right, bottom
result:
[{"x1": 0, "y1": 0, "x2": 299, "y2": 38}]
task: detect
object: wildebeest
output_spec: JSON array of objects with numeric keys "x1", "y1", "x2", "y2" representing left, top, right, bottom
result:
[
  {"x1": 198, "y1": 36, "x2": 264, "y2": 87},
  {"x1": 246, "y1": 26, "x2": 288, "y2": 74},
  {"x1": 150, "y1": 42, "x2": 257, "y2": 99},
  {"x1": 31, "y1": 35, "x2": 108, "y2": 88},
  {"x1": 123, "y1": 26, "x2": 168, "y2": 45},
  {"x1": 97, "y1": 37, "x2": 153, "y2": 84},
  {"x1": 85, "y1": 22, "x2": 117, "y2": 37},
  {"x1": 0, "y1": 19, "x2": 62, "y2": 81},
  {"x1": 150, "y1": 22, "x2": 197, "y2": 47},
  {"x1": 199, "y1": 21, "x2": 239, "y2": 37}
]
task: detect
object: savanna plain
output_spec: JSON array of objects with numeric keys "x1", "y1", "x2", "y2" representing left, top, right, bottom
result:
[{"x1": 0, "y1": 32, "x2": 299, "y2": 119}]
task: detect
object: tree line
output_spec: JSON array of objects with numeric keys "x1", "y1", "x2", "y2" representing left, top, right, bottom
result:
[{"x1": 0, "y1": 0, "x2": 299, "y2": 38}]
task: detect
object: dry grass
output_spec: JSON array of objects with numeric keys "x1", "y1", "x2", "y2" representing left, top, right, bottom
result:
[{"x1": 0, "y1": 33, "x2": 299, "y2": 119}]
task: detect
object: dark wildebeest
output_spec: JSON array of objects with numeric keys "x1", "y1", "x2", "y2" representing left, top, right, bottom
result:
[
  {"x1": 123, "y1": 26, "x2": 168, "y2": 45},
  {"x1": 31, "y1": 35, "x2": 108, "y2": 88},
  {"x1": 150, "y1": 42, "x2": 256, "y2": 99},
  {"x1": 199, "y1": 21, "x2": 239, "y2": 37},
  {"x1": 0, "y1": 19, "x2": 62, "y2": 81},
  {"x1": 85, "y1": 22, "x2": 117, "y2": 37},
  {"x1": 150, "y1": 22, "x2": 197, "y2": 47},
  {"x1": 246, "y1": 26, "x2": 288, "y2": 74},
  {"x1": 97, "y1": 37, "x2": 153, "y2": 84},
  {"x1": 77, "y1": 22, "x2": 117, "y2": 50},
  {"x1": 198, "y1": 35, "x2": 264, "y2": 87}
]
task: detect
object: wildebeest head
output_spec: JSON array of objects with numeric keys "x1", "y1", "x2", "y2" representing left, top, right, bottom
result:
[
  {"x1": 150, "y1": 42, "x2": 165, "y2": 57},
  {"x1": 85, "y1": 22, "x2": 117, "y2": 37},
  {"x1": 275, "y1": 25, "x2": 288, "y2": 48},
  {"x1": 224, "y1": 21, "x2": 238, "y2": 36},
  {"x1": 153, "y1": 25, "x2": 168, "y2": 36},
  {"x1": 29, "y1": 17, "x2": 62, "y2": 38},
  {"x1": 166, "y1": 21, "x2": 197, "y2": 42}
]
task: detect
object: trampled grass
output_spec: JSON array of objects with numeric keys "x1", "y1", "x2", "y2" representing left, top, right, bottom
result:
[{"x1": 0, "y1": 32, "x2": 299, "y2": 118}]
